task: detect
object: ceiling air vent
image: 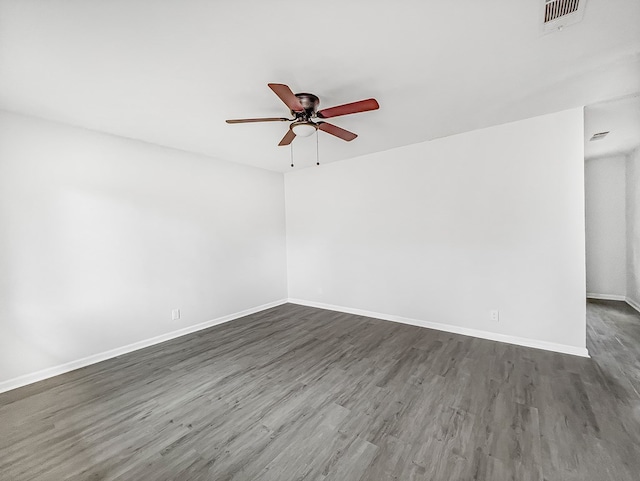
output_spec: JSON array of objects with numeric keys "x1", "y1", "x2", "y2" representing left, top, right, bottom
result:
[
  {"x1": 590, "y1": 131, "x2": 610, "y2": 141},
  {"x1": 542, "y1": 0, "x2": 586, "y2": 33},
  {"x1": 545, "y1": 0, "x2": 580, "y2": 22}
]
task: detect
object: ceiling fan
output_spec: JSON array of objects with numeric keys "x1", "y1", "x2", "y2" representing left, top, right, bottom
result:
[{"x1": 226, "y1": 83, "x2": 379, "y2": 146}]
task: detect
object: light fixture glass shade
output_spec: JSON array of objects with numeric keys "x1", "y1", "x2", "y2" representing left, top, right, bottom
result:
[{"x1": 292, "y1": 122, "x2": 316, "y2": 137}]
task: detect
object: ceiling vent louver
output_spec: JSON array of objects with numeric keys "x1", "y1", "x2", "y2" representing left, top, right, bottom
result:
[
  {"x1": 541, "y1": 0, "x2": 586, "y2": 33},
  {"x1": 545, "y1": 0, "x2": 580, "y2": 23},
  {"x1": 590, "y1": 131, "x2": 610, "y2": 141}
]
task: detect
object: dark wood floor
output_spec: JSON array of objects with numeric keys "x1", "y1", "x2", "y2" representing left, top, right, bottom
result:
[{"x1": 1, "y1": 301, "x2": 639, "y2": 480}]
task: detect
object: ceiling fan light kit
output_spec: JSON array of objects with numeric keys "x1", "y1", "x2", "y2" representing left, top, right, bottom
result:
[
  {"x1": 291, "y1": 122, "x2": 316, "y2": 137},
  {"x1": 226, "y1": 83, "x2": 379, "y2": 150}
]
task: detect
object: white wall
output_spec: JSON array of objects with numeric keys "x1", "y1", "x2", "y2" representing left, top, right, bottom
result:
[
  {"x1": 285, "y1": 108, "x2": 587, "y2": 353},
  {"x1": 0, "y1": 111, "x2": 287, "y2": 386},
  {"x1": 627, "y1": 148, "x2": 640, "y2": 309},
  {"x1": 0, "y1": 106, "x2": 591, "y2": 390},
  {"x1": 585, "y1": 155, "x2": 627, "y2": 298}
]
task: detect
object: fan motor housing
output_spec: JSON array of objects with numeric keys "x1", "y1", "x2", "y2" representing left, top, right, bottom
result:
[{"x1": 294, "y1": 93, "x2": 319, "y2": 114}]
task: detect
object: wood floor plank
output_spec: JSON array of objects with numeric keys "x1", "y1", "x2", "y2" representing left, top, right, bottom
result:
[{"x1": 1, "y1": 300, "x2": 640, "y2": 480}]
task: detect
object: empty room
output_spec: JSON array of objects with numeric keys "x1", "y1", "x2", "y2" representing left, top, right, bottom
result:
[{"x1": 1, "y1": 1, "x2": 640, "y2": 480}]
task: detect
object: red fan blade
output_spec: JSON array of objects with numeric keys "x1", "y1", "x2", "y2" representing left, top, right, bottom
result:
[
  {"x1": 268, "y1": 83, "x2": 305, "y2": 112},
  {"x1": 317, "y1": 98, "x2": 379, "y2": 119},
  {"x1": 317, "y1": 122, "x2": 357, "y2": 141},
  {"x1": 278, "y1": 128, "x2": 296, "y2": 146},
  {"x1": 226, "y1": 117, "x2": 290, "y2": 124}
]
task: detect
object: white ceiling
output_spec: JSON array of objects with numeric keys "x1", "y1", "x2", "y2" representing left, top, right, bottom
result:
[
  {"x1": 584, "y1": 94, "x2": 640, "y2": 159},
  {"x1": 1, "y1": 0, "x2": 639, "y2": 172}
]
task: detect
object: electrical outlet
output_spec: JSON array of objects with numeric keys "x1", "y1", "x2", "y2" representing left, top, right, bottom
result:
[
  {"x1": 171, "y1": 309, "x2": 180, "y2": 321},
  {"x1": 490, "y1": 310, "x2": 499, "y2": 322}
]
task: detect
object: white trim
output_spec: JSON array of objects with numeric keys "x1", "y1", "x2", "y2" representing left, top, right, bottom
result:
[
  {"x1": 288, "y1": 298, "x2": 589, "y2": 358},
  {"x1": 0, "y1": 299, "x2": 288, "y2": 394},
  {"x1": 586, "y1": 293, "x2": 626, "y2": 301},
  {"x1": 626, "y1": 297, "x2": 640, "y2": 314}
]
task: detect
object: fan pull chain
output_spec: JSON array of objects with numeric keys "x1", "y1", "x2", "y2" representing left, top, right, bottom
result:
[
  {"x1": 290, "y1": 142, "x2": 294, "y2": 168},
  {"x1": 316, "y1": 129, "x2": 320, "y2": 166}
]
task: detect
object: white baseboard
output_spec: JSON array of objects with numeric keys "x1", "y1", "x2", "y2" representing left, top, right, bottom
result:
[
  {"x1": 0, "y1": 299, "x2": 288, "y2": 394},
  {"x1": 585, "y1": 293, "x2": 640, "y2": 315},
  {"x1": 626, "y1": 296, "x2": 640, "y2": 314},
  {"x1": 288, "y1": 298, "x2": 589, "y2": 358},
  {"x1": 586, "y1": 293, "x2": 626, "y2": 301}
]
